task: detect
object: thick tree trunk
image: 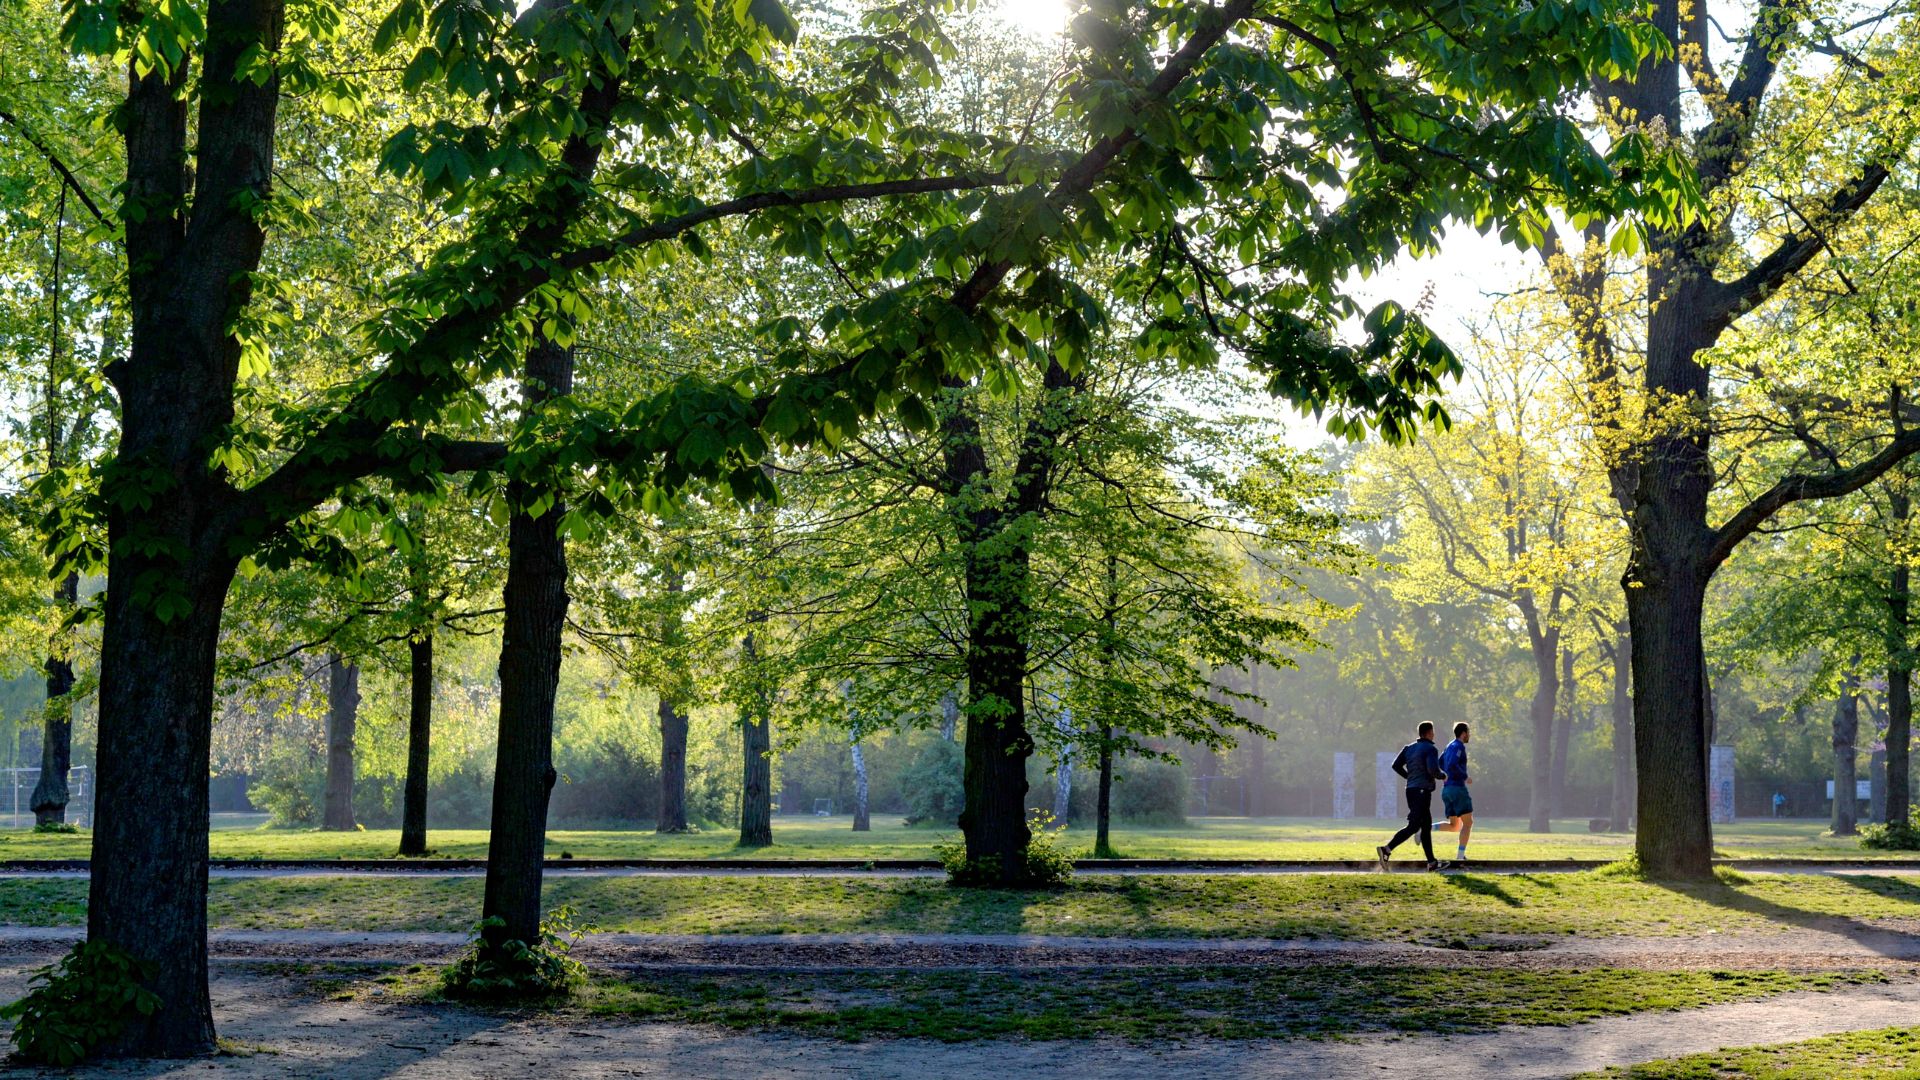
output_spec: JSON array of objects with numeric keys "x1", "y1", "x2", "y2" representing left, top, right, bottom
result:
[
  {"x1": 957, "y1": 544, "x2": 1035, "y2": 876},
  {"x1": 851, "y1": 742, "x2": 870, "y2": 831},
  {"x1": 1834, "y1": 672, "x2": 1861, "y2": 836},
  {"x1": 399, "y1": 631, "x2": 433, "y2": 855},
  {"x1": 1526, "y1": 630, "x2": 1560, "y2": 833},
  {"x1": 89, "y1": 557, "x2": 236, "y2": 1056},
  {"x1": 322, "y1": 654, "x2": 359, "y2": 831},
  {"x1": 1627, "y1": 561, "x2": 1714, "y2": 878},
  {"x1": 657, "y1": 696, "x2": 689, "y2": 833},
  {"x1": 31, "y1": 572, "x2": 79, "y2": 825},
  {"x1": 1609, "y1": 624, "x2": 1635, "y2": 832},
  {"x1": 480, "y1": 336, "x2": 572, "y2": 957},
  {"x1": 738, "y1": 630, "x2": 772, "y2": 848}
]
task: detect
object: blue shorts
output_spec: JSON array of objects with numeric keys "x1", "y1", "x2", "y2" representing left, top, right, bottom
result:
[{"x1": 1442, "y1": 786, "x2": 1473, "y2": 817}]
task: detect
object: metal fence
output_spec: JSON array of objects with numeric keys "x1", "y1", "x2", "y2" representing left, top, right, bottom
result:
[{"x1": 0, "y1": 767, "x2": 92, "y2": 829}]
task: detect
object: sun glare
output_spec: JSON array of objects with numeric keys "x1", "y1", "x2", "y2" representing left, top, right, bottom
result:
[{"x1": 993, "y1": 0, "x2": 1071, "y2": 40}]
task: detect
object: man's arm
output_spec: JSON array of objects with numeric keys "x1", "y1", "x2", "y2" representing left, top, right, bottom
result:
[{"x1": 1392, "y1": 747, "x2": 1410, "y2": 779}]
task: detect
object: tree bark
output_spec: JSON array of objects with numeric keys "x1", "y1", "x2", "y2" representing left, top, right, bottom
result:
[
  {"x1": 1525, "y1": 623, "x2": 1561, "y2": 833},
  {"x1": 657, "y1": 695, "x2": 689, "y2": 833},
  {"x1": 1626, "y1": 558, "x2": 1715, "y2": 877},
  {"x1": 1609, "y1": 623, "x2": 1635, "y2": 831},
  {"x1": 1871, "y1": 746, "x2": 1888, "y2": 824},
  {"x1": 1551, "y1": 646, "x2": 1576, "y2": 817},
  {"x1": 738, "y1": 630, "x2": 772, "y2": 848},
  {"x1": 851, "y1": 741, "x2": 870, "y2": 831},
  {"x1": 399, "y1": 631, "x2": 433, "y2": 855},
  {"x1": 1834, "y1": 671, "x2": 1861, "y2": 836},
  {"x1": 1889, "y1": 484, "x2": 1912, "y2": 827},
  {"x1": 322, "y1": 654, "x2": 359, "y2": 831},
  {"x1": 30, "y1": 573, "x2": 79, "y2": 825},
  {"x1": 1095, "y1": 721, "x2": 1114, "y2": 855},
  {"x1": 480, "y1": 335, "x2": 572, "y2": 957}
]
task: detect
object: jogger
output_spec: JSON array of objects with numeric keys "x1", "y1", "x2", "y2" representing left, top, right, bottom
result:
[
  {"x1": 1435, "y1": 722, "x2": 1474, "y2": 864},
  {"x1": 1376, "y1": 721, "x2": 1449, "y2": 871}
]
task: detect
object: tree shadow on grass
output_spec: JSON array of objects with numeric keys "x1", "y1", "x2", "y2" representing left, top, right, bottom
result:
[{"x1": 1651, "y1": 873, "x2": 1920, "y2": 959}]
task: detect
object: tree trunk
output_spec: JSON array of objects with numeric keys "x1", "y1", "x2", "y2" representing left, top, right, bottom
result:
[
  {"x1": 480, "y1": 336, "x2": 572, "y2": 957},
  {"x1": 30, "y1": 572, "x2": 79, "y2": 825},
  {"x1": 322, "y1": 654, "x2": 359, "y2": 831},
  {"x1": 655, "y1": 568, "x2": 689, "y2": 833},
  {"x1": 738, "y1": 628, "x2": 773, "y2": 847},
  {"x1": 1550, "y1": 646, "x2": 1575, "y2": 817},
  {"x1": 851, "y1": 741, "x2": 870, "y2": 831},
  {"x1": 1627, "y1": 561, "x2": 1715, "y2": 878},
  {"x1": 1052, "y1": 709, "x2": 1073, "y2": 825},
  {"x1": 1889, "y1": 484, "x2": 1912, "y2": 827},
  {"x1": 1834, "y1": 672, "x2": 1861, "y2": 836},
  {"x1": 957, "y1": 543, "x2": 1034, "y2": 875},
  {"x1": 1871, "y1": 746, "x2": 1888, "y2": 824},
  {"x1": 1095, "y1": 721, "x2": 1114, "y2": 856},
  {"x1": 399, "y1": 631, "x2": 433, "y2": 855},
  {"x1": 1609, "y1": 623, "x2": 1635, "y2": 832},
  {"x1": 657, "y1": 696, "x2": 689, "y2": 833},
  {"x1": 1526, "y1": 628, "x2": 1561, "y2": 833},
  {"x1": 89, "y1": 560, "x2": 235, "y2": 1056}
]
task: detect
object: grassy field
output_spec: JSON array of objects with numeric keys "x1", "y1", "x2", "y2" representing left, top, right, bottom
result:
[
  {"x1": 1590, "y1": 1026, "x2": 1920, "y2": 1078},
  {"x1": 1, "y1": 867, "x2": 1916, "y2": 938},
  {"x1": 567, "y1": 968, "x2": 1871, "y2": 1042},
  {"x1": 0, "y1": 815, "x2": 1894, "y2": 862}
]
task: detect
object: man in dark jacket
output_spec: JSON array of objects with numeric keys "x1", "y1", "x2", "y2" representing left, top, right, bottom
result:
[{"x1": 1376, "y1": 721, "x2": 1449, "y2": 871}]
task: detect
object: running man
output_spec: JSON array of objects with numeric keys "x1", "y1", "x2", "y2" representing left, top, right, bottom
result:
[
  {"x1": 1375, "y1": 721, "x2": 1449, "y2": 871},
  {"x1": 1434, "y1": 722, "x2": 1473, "y2": 865}
]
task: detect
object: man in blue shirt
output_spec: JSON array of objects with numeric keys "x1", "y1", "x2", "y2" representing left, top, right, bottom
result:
[
  {"x1": 1434, "y1": 722, "x2": 1473, "y2": 865},
  {"x1": 1375, "y1": 721, "x2": 1449, "y2": 871}
]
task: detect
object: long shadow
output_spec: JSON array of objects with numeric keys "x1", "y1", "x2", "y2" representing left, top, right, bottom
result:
[
  {"x1": 1651, "y1": 872, "x2": 1920, "y2": 959},
  {"x1": 1444, "y1": 874, "x2": 1523, "y2": 908}
]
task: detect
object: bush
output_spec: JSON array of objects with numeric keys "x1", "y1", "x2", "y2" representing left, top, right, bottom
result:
[
  {"x1": 440, "y1": 906, "x2": 587, "y2": 1000},
  {"x1": 31, "y1": 822, "x2": 80, "y2": 835},
  {"x1": 1113, "y1": 758, "x2": 1188, "y2": 826},
  {"x1": 899, "y1": 739, "x2": 964, "y2": 826},
  {"x1": 0, "y1": 942, "x2": 160, "y2": 1065},
  {"x1": 1862, "y1": 809, "x2": 1920, "y2": 850},
  {"x1": 937, "y1": 810, "x2": 1075, "y2": 887}
]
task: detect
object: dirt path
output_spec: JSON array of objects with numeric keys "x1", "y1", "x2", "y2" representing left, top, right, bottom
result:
[
  {"x1": 4, "y1": 971, "x2": 1917, "y2": 1078},
  {"x1": 1, "y1": 925, "x2": 1916, "y2": 972}
]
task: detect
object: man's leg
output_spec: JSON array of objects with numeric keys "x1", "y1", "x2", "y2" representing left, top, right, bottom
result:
[
  {"x1": 1413, "y1": 790, "x2": 1436, "y2": 863},
  {"x1": 1382, "y1": 791, "x2": 1422, "y2": 865},
  {"x1": 1455, "y1": 811, "x2": 1473, "y2": 861}
]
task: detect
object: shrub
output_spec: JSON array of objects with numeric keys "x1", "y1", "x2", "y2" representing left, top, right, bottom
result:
[
  {"x1": 899, "y1": 739, "x2": 964, "y2": 826},
  {"x1": 31, "y1": 822, "x2": 80, "y2": 835},
  {"x1": 440, "y1": 906, "x2": 587, "y2": 1000},
  {"x1": 1862, "y1": 809, "x2": 1920, "y2": 850},
  {"x1": 0, "y1": 941, "x2": 160, "y2": 1065},
  {"x1": 937, "y1": 810, "x2": 1075, "y2": 887}
]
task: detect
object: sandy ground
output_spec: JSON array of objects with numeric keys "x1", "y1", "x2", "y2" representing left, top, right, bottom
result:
[{"x1": 0, "y1": 968, "x2": 1914, "y2": 1079}]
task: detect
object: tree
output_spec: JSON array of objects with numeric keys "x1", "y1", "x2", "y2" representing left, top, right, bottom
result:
[{"x1": 1543, "y1": 0, "x2": 1920, "y2": 877}]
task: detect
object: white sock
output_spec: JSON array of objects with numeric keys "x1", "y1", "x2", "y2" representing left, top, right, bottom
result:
[{"x1": 1457, "y1": 845, "x2": 1467, "y2": 859}]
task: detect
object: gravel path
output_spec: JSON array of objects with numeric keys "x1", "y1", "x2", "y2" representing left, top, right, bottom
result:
[{"x1": 3, "y1": 971, "x2": 1917, "y2": 1078}]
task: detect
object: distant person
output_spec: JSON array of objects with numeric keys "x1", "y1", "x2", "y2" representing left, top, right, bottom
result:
[
  {"x1": 1773, "y1": 791, "x2": 1786, "y2": 818},
  {"x1": 1434, "y1": 722, "x2": 1473, "y2": 865},
  {"x1": 1376, "y1": 721, "x2": 1449, "y2": 872}
]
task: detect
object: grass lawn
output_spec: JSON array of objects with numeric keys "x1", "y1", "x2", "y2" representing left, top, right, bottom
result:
[
  {"x1": 2, "y1": 868, "x2": 1917, "y2": 938},
  {"x1": 331, "y1": 965, "x2": 1875, "y2": 1043},
  {"x1": 0, "y1": 815, "x2": 1894, "y2": 862},
  {"x1": 1591, "y1": 1026, "x2": 1920, "y2": 1078}
]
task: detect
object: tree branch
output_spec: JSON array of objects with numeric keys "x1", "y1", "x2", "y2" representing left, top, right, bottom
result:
[{"x1": 1708, "y1": 427, "x2": 1920, "y2": 571}]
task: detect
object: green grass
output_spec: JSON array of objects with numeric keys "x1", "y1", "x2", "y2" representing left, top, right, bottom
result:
[
  {"x1": 0, "y1": 815, "x2": 1896, "y2": 862},
  {"x1": 1590, "y1": 1027, "x2": 1920, "y2": 1078},
  {"x1": 565, "y1": 968, "x2": 1877, "y2": 1042},
  {"x1": 2, "y1": 868, "x2": 1918, "y2": 939}
]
